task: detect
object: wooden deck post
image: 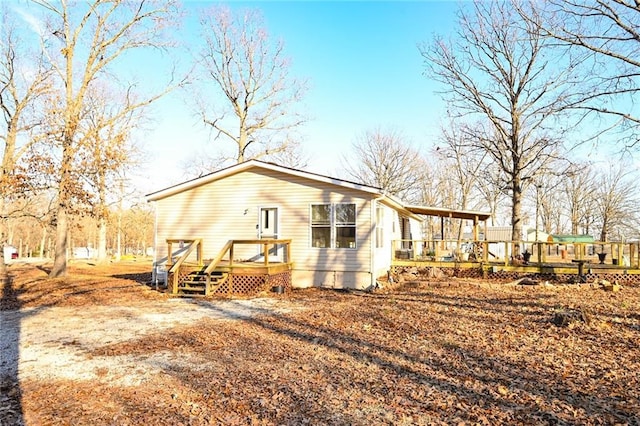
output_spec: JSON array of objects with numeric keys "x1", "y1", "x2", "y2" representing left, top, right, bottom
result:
[
  {"x1": 263, "y1": 242, "x2": 269, "y2": 265},
  {"x1": 171, "y1": 271, "x2": 178, "y2": 294},
  {"x1": 473, "y1": 215, "x2": 479, "y2": 241},
  {"x1": 504, "y1": 242, "x2": 509, "y2": 266}
]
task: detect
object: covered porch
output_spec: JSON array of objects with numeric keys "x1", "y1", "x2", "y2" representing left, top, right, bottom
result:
[
  {"x1": 391, "y1": 238, "x2": 640, "y2": 284},
  {"x1": 391, "y1": 206, "x2": 640, "y2": 283}
]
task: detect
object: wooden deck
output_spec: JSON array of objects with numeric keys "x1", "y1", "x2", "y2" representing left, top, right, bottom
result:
[
  {"x1": 165, "y1": 239, "x2": 294, "y2": 297},
  {"x1": 392, "y1": 239, "x2": 640, "y2": 284}
]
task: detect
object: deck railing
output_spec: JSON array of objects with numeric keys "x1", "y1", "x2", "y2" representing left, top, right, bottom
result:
[
  {"x1": 203, "y1": 239, "x2": 292, "y2": 274},
  {"x1": 166, "y1": 239, "x2": 293, "y2": 295},
  {"x1": 392, "y1": 239, "x2": 640, "y2": 268}
]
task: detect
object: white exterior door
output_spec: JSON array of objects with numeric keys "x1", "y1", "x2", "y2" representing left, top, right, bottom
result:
[
  {"x1": 258, "y1": 207, "x2": 281, "y2": 261},
  {"x1": 259, "y1": 207, "x2": 278, "y2": 239}
]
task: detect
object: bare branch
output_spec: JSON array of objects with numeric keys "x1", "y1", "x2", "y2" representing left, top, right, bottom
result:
[
  {"x1": 523, "y1": 0, "x2": 640, "y2": 145},
  {"x1": 421, "y1": 0, "x2": 578, "y2": 241},
  {"x1": 193, "y1": 6, "x2": 308, "y2": 166}
]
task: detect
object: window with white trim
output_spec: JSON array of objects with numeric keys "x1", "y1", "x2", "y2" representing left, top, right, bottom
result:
[{"x1": 311, "y1": 203, "x2": 356, "y2": 248}]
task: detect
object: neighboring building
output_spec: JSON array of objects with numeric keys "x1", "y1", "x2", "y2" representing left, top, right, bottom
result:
[
  {"x1": 548, "y1": 234, "x2": 595, "y2": 244},
  {"x1": 145, "y1": 160, "x2": 424, "y2": 290},
  {"x1": 526, "y1": 228, "x2": 551, "y2": 242},
  {"x1": 72, "y1": 247, "x2": 97, "y2": 259},
  {"x1": 3, "y1": 245, "x2": 18, "y2": 263}
]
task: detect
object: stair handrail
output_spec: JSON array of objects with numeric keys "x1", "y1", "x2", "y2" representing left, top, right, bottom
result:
[
  {"x1": 168, "y1": 238, "x2": 203, "y2": 273},
  {"x1": 203, "y1": 240, "x2": 234, "y2": 275}
]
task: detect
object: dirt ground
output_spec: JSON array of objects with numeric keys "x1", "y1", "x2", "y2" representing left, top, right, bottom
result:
[{"x1": 1, "y1": 261, "x2": 639, "y2": 425}]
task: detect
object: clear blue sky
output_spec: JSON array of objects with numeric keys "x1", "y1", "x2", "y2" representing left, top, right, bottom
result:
[{"x1": 140, "y1": 1, "x2": 460, "y2": 193}]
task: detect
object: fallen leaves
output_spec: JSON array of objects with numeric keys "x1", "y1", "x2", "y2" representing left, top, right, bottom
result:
[{"x1": 2, "y1": 263, "x2": 640, "y2": 425}]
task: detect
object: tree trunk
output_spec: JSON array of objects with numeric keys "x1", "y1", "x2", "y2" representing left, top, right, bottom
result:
[
  {"x1": 49, "y1": 205, "x2": 68, "y2": 277},
  {"x1": 39, "y1": 226, "x2": 47, "y2": 258},
  {"x1": 511, "y1": 182, "x2": 523, "y2": 242},
  {"x1": 1, "y1": 131, "x2": 14, "y2": 283},
  {"x1": 49, "y1": 133, "x2": 74, "y2": 278},
  {"x1": 571, "y1": 213, "x2": 579, "y2": 235},
  {"x1": 237, "y1": 127, "x2": 248, "y2": 163},
  {"x1": 97, "y1": 217, "x2": 108, "y2": 263},
  {"x1": 511, "y1": 176, "x2": 524, "y2": 256},
  {"x1": 600, "y1": 221, "x2": 608, "y2": 242},
  {"x1": 0, "y1": 197, "x2": 8, "y2": 282}
]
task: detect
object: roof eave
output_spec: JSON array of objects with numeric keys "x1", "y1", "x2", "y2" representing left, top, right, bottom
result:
[{"x1": 145, "y1": 160, "x2": 385, "y2": 202}]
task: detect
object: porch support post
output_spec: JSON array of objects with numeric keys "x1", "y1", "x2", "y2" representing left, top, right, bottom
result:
[
  {"x1": 537, "y1": 241, "x2": 542, "y2": 265},
  {"x1": 473, "y1": 215, "x2": 479, "y2": 241},
  {"x1": 504, "y1": 242, "x2": 509, "y2": 266},
  {"x1": 484, "y1": 220, "x2": 488, "y2": 244}
]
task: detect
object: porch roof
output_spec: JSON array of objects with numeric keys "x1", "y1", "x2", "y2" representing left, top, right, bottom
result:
[{"x1": 403, "y1": 205, "x2": 491, "y2": 222}]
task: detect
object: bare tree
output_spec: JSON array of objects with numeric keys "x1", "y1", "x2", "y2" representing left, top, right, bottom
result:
[
  {"x1": 0, "y1": 6, "x2": 51, "y2": 280},
  {"x1": 592, "y1": 159, "x2": 638, "y2": 241},
  {"x1": 33, "y1": 0, "x2": 178, "y2": 277},
  {"x1": 533, "y1": 173, "x2": 567, "y2": 235},
  {"x1": 342, "y1": 127, "x2": 425, "y2": 201},
  {"x1": 435, "y1": 120, "x2": 491, "y2": 238},
  {"x1": 421, "y1": 0, "x2": 579, "y2": 242},
  {"x1": 474, "y1": 159, "x2": 508, "y2": 227},
  {"x1": 119, "y1": 202, "x2": 154, "y2": 255},
  {"x1": 79, "y1": 83, "x2": 144, "y2": 263},
  {"x1": 561, "y1": 162, "x2": 598, "y2": 235},
  {"x1": 527, "y1": 0, "x2": 640, "y2": 146},
  {"x1": 180, "y1": 137, "x2": 309, "y2": 180},
  {"x1": 414, "y1": 157, "x2": 446, "y2": 240},
  {"x1": 194, "y1": 5, "x2": 307, "y2": 166}
]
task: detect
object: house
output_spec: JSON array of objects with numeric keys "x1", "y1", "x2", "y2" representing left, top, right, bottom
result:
[{"x1": 145, "y1": 160, "x2": 424, "y2": 291}]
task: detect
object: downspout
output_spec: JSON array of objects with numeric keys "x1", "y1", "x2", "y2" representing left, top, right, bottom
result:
[
  {"x1": 151, "y1": 202, "x2": 159, "y2": 289},
  {"x1": 371, "y1": 197, "x2": 383, "y2": 290}
]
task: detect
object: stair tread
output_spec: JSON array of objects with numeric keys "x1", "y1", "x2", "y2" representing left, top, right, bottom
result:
[
  {"x1": 180, "y1": 284, "x2": 207, "y2": 289},
  {"x1": 182, "y1": 278, "x2": 226, "y2": 285}
]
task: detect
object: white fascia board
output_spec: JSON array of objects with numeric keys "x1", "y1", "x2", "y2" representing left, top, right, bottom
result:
[{"x1": 145, "y1": 160, "x2": 385, "y2": 202}]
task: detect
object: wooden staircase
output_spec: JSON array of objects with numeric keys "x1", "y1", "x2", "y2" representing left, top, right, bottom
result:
[
  {"x1": 177, "y1": 268, "x2": 229, "y2": 297},
  {"x1": 166, "y1": 238, "x2": 293, "y2": 297}
]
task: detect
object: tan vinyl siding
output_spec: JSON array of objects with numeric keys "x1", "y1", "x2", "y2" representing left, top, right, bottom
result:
[
  {"x1": 152, "y1": 168, "x2": 375, "y2": 288},
  {"x1": 372, "y1": 202, "x2": 397, "y2": 279}
]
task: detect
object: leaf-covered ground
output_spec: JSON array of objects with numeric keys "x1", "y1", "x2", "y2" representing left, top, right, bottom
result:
[{"x1": 1, "y1": 262, "x2": 639, "y2": 425}]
